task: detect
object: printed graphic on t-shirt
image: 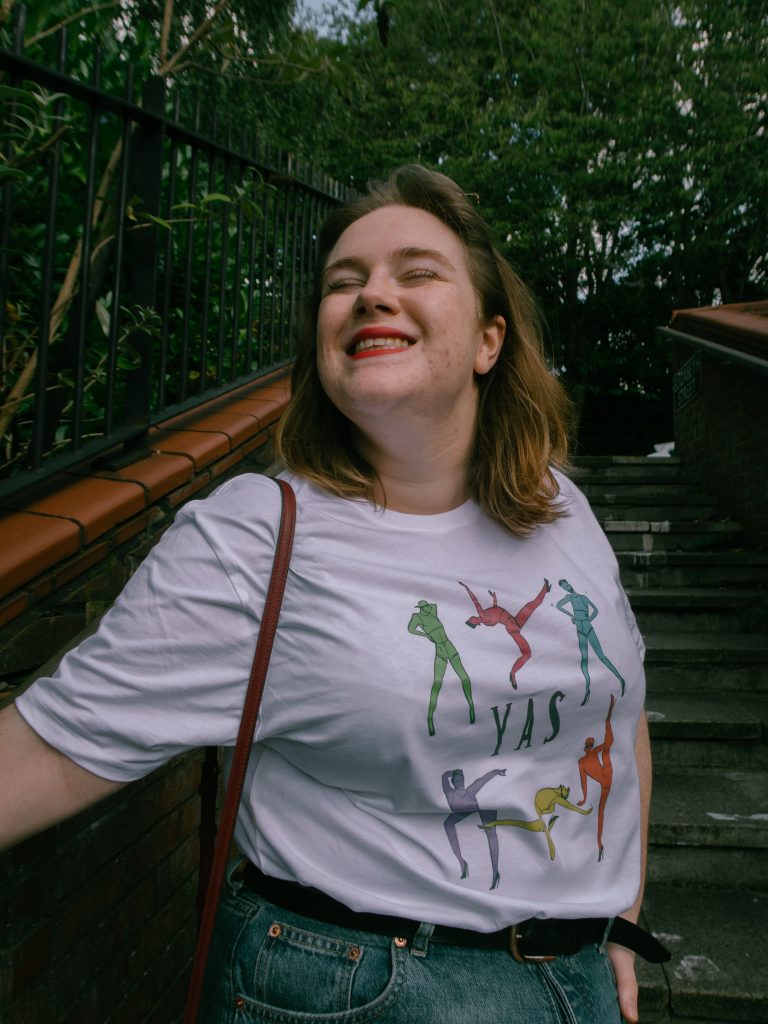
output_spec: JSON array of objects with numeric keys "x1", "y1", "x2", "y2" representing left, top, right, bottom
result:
[
  {"x1": 576, "y1": 694, "x2": 617, "y2": 862},
  {"x1": 442, "y1": 768, "x2": 506, "y2": 890},
  {"x1": 458, "y1": 579, "x2": 551, "y2": 688},
  {"x1": 481, "y1": 784, "x2": 592, "y2": 862},
  {"x1": 409, "y1": 571, "x2": 630, "y2": 888},
  {"x1": 556, "y1": 579, "x2": 626, "y2": 705},
  {"x1": 491, "y1": 690, "x2": 565, "y2": 756},
  {"x1": 407, "y1": 600, "x2": 475, "y2": 736}
]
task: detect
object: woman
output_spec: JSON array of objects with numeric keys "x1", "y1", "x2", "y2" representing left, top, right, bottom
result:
[{"x1": 0, "y1": 166, "x2": 661, "y2": 1022}]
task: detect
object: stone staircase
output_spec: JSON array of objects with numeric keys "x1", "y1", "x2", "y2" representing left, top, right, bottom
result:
[{"x1": 570, "y1": 456, "x2": 768, "y2": 1024}]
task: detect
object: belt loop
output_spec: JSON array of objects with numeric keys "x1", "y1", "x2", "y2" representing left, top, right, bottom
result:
[
  {"x1": 227, "y1": 857, "x2": 247, "y2": 894},
  {"x1": 410, "y1": 922, "x2": 434, "y2": 958},
  {"x1": 601, "y1": 917, "x2": 614, "y2": 949}
]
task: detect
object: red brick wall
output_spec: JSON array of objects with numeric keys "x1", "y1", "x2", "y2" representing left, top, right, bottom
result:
[
  {"x1": 673, "y1": 351, "x2": 768, "y2": 550},
  {"x1": 0, "y1": 757, "x2": 200, "y2": 1024},
  {"x1": 0, "y1": 375, "x2": 290, "y2": 1023}
]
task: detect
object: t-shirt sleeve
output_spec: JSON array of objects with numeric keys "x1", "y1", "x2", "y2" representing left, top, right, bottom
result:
[{"x1": 15, "y1": 474, "x2": 283, "y2": 782}]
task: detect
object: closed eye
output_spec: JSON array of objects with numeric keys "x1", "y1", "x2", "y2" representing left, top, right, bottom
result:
[
  {"x1": 324, "y1": 267, "x2": 439, "y2": 293},
  {"x1": 326, "y1": 277, "x2": 365, "y2": 291},
  {"x1": 403, "y1": 268, "x2": 438, "y2": 282}
]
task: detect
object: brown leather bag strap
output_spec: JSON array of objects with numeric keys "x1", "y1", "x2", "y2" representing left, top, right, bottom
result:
[
  {"x1": 196, "y1": 745, "x2": 220, "y2": 921},
  {"x1": 183, "y1": 478, "x2": 296, "y2": 1023}
]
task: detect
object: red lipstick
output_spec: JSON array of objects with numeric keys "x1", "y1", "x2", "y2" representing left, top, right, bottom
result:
[
  {"x1": 348, "y1": 325, "x2": 415, "y2": 358},
  {"x1": 351, "y1": 326, "x2": 413, "y2": 345}
]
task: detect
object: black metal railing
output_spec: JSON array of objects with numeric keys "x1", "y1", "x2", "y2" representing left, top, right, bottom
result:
[{"x1": 0, "y1": 7, "x2": 347, "y2": 499}]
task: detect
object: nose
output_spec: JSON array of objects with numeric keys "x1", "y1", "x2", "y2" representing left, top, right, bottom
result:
[{"x1": 354, "y1": 273, "x2": 400, "y2": 317}]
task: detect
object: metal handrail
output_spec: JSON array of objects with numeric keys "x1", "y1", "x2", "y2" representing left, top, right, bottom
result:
[{"x1": 658, "y1": 326, "x2": 768, "y2": 378}]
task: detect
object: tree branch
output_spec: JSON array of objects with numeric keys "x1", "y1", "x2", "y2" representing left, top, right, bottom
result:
[
  {"x1": 25, "y1": 2, "x2": 120, "y2": 47},
  {"x1": 158, "y1": 0, "x2": 229, "y2": 77},
  {"x1": 159, "y1": 0, "x2": 173, "y2": 65},
  {"x1": 180, "y1": 57, "x2": 331, "y2": 84},
  {"x1": 15, "y1": 125, "x2": 71, "y2": 169}
]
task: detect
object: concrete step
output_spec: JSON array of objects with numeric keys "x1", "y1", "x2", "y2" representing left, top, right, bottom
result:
[
  {"x1": 629, "y1": 588, "x2": 768, "y2": 635},
  {"x1": 618, "y1": 551, "x2": 768, "y2": 589},
  {"x1": 645, "y1": 663, "x2": 768, "y2": 694},
  {"x1": 569, "y1": 456, "x2": 685, "y2": 482},
  {"x1": 647, "y1": 693, "x2": 768, "y2": 768},
  {"x1": 644, "y1": 634, "x2": 768, "y2": 693},
  {"x1": 581, "y1": 482, "x2": 708, "y2": 501},
  {"x1": 647, "y1": 768, "x2": 768, "y2": 890},
  {"x1": 637, "y1": 884, "x2": 768, "y2": 1023},
  {"x1": 604, "y1": 521, "x2": 744, "y2": 552},
  {"x1": 596, "y1": 503, "x2": 719, "y2": 522},
  {"x1": 578, "y1": 456, "x2": 768, "y2": 1024},
  {"x1": 644, "y1": 633, "x2": 768, "y2": 664}
]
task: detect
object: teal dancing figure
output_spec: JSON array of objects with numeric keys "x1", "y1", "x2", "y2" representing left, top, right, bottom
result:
[{"x1": 556, "y1": 579, "x2": 625, "y2": 705}]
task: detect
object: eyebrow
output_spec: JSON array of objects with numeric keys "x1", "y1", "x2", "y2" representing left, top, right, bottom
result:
[
  {"x1": 396, "y1": 246, "x2": 456, "y2": 270},
  {"x1": 323, "y1": 246, "x2": 457, "y2": 278}
]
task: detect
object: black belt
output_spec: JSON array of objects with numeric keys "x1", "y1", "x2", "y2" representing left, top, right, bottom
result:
[{"x1": 241, "y1": 863, "x2": 670, "y2": 964}]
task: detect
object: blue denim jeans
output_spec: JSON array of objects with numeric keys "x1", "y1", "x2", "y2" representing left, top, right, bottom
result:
[{"x1": 200, "y1": 867, "x2": 621, "y2": 1024}]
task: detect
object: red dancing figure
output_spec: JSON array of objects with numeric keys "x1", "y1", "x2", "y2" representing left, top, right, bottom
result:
[
  {"x1": 458, "y1": 579, "x2": 550, "y2": 687},
  {"x1": 577, "y1": 694, "x2": 616, "y2": 861}
]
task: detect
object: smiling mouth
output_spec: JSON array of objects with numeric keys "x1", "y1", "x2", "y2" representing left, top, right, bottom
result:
[{"x1": 349, "y1": 336, "x2": 414, "y2": 358}]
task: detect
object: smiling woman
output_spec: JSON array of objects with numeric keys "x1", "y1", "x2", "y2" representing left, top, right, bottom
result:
[
  {"x1": 2, "y1": 165, "x2": 665, "y2": 1024},
  {"x1": 279, "y1": 166, "x2": 572, "y2": 531},
  {"x1": 312, "y1": 203, "x2": 505, "y2": 502}
]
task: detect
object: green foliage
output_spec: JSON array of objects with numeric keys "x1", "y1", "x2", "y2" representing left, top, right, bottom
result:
[
  {"x1": 2, "y1": 0, "x2": 765, "y2": 465},
  {"x1": 0, "y1": 0, "x2": 317, "y2": 483},
  {"x1": 275, "y1": 0, "x2": 767, "y2": 448}
]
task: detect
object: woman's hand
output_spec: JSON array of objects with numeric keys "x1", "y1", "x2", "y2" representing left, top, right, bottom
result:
[{"x1": 608, "y1": 942, "x2": 639, "y2": 1023}]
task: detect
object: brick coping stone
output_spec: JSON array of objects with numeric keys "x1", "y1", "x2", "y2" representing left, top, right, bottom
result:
[{"x1": 0, "y1": 371, "x2": 291, "y2": 628}]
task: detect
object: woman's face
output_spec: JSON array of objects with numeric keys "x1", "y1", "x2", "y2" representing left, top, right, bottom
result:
[{"x1": 316, "y1": 204, "x2": 504, "y2": 437}]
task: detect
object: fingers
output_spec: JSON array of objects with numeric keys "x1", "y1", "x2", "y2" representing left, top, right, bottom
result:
[{"x1": 607, "y1": 942, "x2": 639, "y2": 1023}]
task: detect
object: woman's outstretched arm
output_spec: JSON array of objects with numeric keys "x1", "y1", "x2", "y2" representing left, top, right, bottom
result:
[{"x1": 0, "y1": 703, "x2": 123, "y2": 851}]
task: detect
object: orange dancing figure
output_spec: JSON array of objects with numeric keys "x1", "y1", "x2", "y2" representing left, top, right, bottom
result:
[{"x1": 577, "y1": 694, "x2": 616, "y2": 861}]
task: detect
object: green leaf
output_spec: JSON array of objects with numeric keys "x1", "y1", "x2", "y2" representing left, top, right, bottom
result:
[
  {"x1": 117, "y1": 341, "x2": 142, "y2": 369},
  {"x1": 200, "y1": 192, "x2": 232, "y2": 204},
  {"x1": 0, "y1": 85, "x2": 35, "y2": 101},
  {"x1": 96, "y1": 298, "x2": 111, "y2": 337},
  {"x1": 30, "y1": 90, "x2": 67, "y2": 107},
  {"x1": 141, "y1": 212, "x2": 173, "y2": 230}
]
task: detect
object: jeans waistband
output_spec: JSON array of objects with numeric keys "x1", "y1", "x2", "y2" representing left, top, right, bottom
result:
[{"x1": 240, "y1": 862, "x2": 671, "y2": 963}]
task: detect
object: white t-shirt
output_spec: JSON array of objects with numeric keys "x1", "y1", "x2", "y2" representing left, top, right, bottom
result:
[{"x1": 17, "y1": 470, "x2": 645, "y2": 931}]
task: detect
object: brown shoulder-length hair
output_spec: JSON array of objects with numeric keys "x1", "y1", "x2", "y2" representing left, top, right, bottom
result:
[{"x1": 276, "y1": 164, "x2": 573, "y2": 535}]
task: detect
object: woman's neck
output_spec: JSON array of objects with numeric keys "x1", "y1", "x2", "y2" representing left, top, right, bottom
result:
[{"x1": 354, "y1": 417, "x2": 476, "y2": 515}]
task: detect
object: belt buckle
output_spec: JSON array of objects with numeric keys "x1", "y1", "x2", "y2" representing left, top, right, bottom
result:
[{"x1": 509, "y1": 924, "x2": 557, "y2": 964}]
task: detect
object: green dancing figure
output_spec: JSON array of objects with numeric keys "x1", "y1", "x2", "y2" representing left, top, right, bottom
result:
[
  {"x1": 408, "y1": 600, "x2": 475, "y2": 736},
  {"x1": 556, "y1": 579, "x2": 625, "y2": 705}
]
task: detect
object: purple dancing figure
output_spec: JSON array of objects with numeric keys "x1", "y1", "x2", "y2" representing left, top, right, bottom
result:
[{"x1": 442, "y1": 768, "x2": 506, "y2": 890}]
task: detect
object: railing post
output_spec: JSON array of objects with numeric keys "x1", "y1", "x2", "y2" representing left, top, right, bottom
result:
[{"x1": 123, "y1": 74, "x2": 166, "y2": 438}]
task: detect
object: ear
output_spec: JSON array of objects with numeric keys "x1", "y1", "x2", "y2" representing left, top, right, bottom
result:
[{"x1": 474, "y1": 315, "x2": 506, "y2": 376}]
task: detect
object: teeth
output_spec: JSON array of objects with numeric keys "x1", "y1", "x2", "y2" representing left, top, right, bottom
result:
[{"x1": 354, "y1": 337, "x2": 412, "y2": 354}]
